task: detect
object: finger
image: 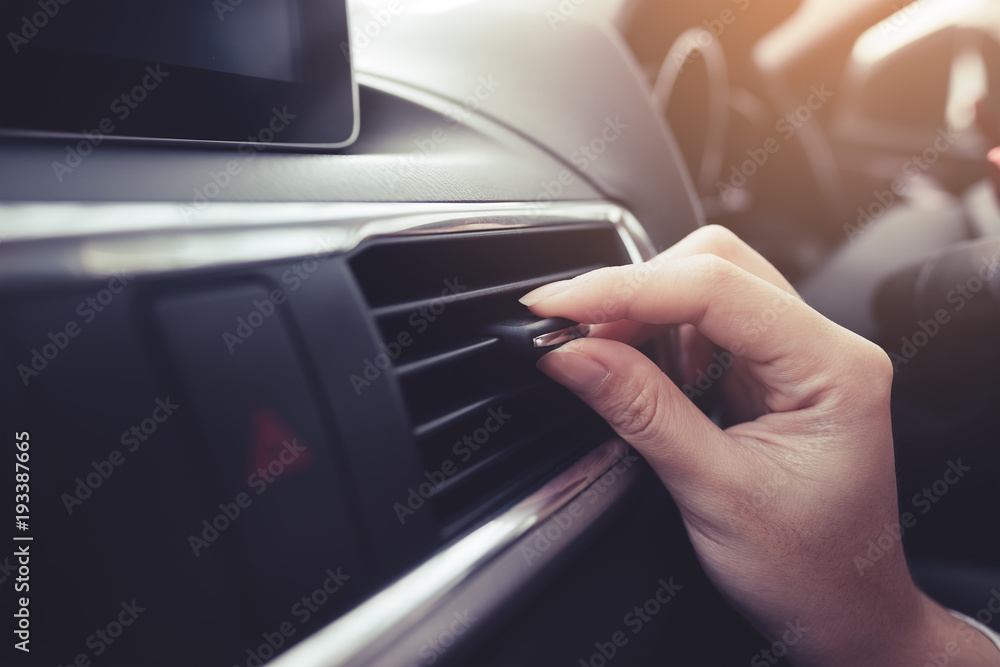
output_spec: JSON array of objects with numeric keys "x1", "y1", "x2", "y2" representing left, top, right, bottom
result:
[
  {"x1": 584, "y1": 226, "x2": 797, "y2": 350},
  {"x1": 647, "y1": 226, "x2": 798, "y2": 388},
  {"x1": 523, "y1": 255, "x2": 822, "y2": 361},
  {"x1": 654, "y1": 225, "x2": 800, "y2": 298},
  {"x1": 588, "y1": 320, "x2": 668, "y2": 345},
  {"x1": 537, "y1": 337, "x2": 732, "y2": 493}
]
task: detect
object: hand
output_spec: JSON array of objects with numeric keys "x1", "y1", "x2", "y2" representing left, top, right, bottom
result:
[{"x1": 520, "y1": 225, "x2": 1000, "y2": 666}]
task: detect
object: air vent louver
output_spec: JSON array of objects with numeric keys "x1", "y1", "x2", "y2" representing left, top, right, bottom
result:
[{"x1": 349, "y1": 225, "x2": 634, "y2": 532}]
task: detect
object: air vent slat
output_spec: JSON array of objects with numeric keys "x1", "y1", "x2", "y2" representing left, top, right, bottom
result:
[
  {"x1": 369, "y1": 265, "x2": 602, "y2": 320},
  {"x1": 348, "y1": 224, "x2": 633, "y2": 533},
  {"x1": 433, "y1": 425, "x2": 609, "y2": 538},
  {"x1": 394, "y1": 337, "x2": 501, "y2": 377},
  {"x1": 427, "y1": 414, "x2": 577, "y2": 499},
  {"x1": 411, "y1": 379, "x2": 545, "y2": 439}
]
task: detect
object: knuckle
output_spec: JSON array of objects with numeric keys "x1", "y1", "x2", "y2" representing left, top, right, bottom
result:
[
  {"x1": 606, "y1": 375, "x2": 665, "y2": 442},
  {"x1": 695, "y1": 224, "x2": 743, "y2": 255},
  {"x1": 832, "y1": 334, "x2": 895, "y2": 408},
  {"x1": 684, "y1": 254, "x2": 742, "y2": 309},
  {"x1": 688, "y1": 252, "x2": 738, "y2": 282},
  {"x1": 856, "y1": 339, "x2": 895, "y2": 392}
]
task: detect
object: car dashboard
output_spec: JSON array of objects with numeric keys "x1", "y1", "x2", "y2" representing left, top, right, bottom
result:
[{"x1": 0, "y1": 2, "x2": 704, "y2": 665}]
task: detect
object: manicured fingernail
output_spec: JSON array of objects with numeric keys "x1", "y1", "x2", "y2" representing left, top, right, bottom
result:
[
  {"x1": 537, "y1": 348, "x2": 610, "y2": 394},
  {"x1": 519, "y1": 280, "x2": 573, "y2": 306}
]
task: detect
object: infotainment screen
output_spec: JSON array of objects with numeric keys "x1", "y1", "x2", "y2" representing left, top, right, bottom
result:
[{"x1": 0, "y1": 0, "x2": 358, "y2": 149}]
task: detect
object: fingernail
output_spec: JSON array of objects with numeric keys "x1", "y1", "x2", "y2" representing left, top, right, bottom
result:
[
  {"x1": 519, "y1": 280, "x2": 573, "y2": 306},
  {"x1": 537, "y1": 348, "x2": 610, "y2": 394}
]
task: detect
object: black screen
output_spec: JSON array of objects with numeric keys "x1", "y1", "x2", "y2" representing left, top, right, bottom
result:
[{"x1": 0, "y1": 0, "x2": 357, "y2": 148}]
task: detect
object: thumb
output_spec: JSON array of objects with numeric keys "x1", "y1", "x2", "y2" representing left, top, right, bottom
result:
[{"x1": 537, "y1": 337, "x2": 731, "y2": 492}]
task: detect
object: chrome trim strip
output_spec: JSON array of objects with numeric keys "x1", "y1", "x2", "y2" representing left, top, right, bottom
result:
[
  {"x1": 612, "y1": 206, "x2": 658, "y2": 262},
  {"x1": 370, "y1": 445, "x2": 644, "y2": 667},
  {"x1": 0, "y1": 201, "x2": 650, "y2": 282},
  {"x1": 268, "y1": 439, "x2": 634, "y2": 667},
  {"x1": 0, "y1": 201, "x2": 617, "y2": 242}
]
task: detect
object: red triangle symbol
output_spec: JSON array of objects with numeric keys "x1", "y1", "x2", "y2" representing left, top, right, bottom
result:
[{"x1": 247, "y1": 406, "x2": 314, "y2": 479}]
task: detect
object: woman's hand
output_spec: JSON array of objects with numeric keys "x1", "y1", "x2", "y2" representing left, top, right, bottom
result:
[{"x1": 521, "y1": 225, "x2": 999, "y2": 666}]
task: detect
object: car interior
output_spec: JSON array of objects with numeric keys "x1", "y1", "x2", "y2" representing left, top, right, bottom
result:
[{"x1": 1, "y1": 0, "x2": 997, "y2": 665}]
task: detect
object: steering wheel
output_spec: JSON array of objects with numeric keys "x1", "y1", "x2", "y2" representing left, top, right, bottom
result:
[{"x1": 651, "y1": 27, "x2": 731, "y2": 199}]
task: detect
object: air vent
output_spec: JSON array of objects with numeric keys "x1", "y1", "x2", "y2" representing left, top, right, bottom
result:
[{"x1": 349, "y1": 224, "x2": 634, "y2": 532}]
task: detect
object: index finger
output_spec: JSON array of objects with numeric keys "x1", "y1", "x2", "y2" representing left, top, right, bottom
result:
[
  {"x1": 587, "y1": 225, "x2": 800, "y2": 346},
  {"x1": 653, "y1": 225, "x2": 800, "y2": 298},
  {"x1": 521, "y1": 254, "x2": 834, "y2": 375}
]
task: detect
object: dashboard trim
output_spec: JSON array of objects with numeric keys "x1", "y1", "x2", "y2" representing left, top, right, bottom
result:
[
  {"x1": 0, "y1": 201, "x2": 656, "y2": 286},
  {"x1": 0, "y1": 199, "x2": 658, "y2": 666},
  {"x1": 268, "y1": 438, "x2": 641, "y2": 667}
]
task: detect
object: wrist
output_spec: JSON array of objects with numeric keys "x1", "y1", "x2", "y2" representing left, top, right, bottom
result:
[
  {"x1": 946, "y1": 609, "x2": 1000, "y2": 660},
  {"x1": 899, "y1": 594, "x2": 1000, "y2": 667},
  {"x1": 794, "y1": 591, "x2": 1000, "y2": 667},
  {"x1": 794, "y1": 577, "x2": 928, "y2": 666}
]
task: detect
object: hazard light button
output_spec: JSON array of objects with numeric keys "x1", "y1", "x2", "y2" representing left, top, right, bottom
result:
[{"x1": 153, "y1": 284, "x2": 361, "y2": 634}]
